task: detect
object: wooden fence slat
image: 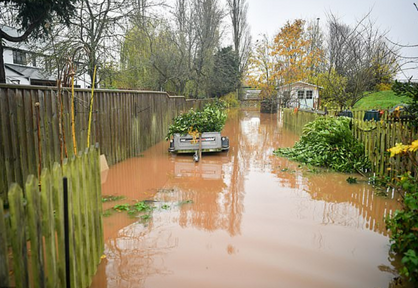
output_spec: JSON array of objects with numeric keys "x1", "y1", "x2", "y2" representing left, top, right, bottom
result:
[
  {"x1": 62, "y1": 159, "x2": 78, "y2": 288},
  {"x1": 15, "y1": 89, "x2": 29, "y2": 188},
  {"x1": 92, "y1": 145, "x2": 104, "y2": 258},
  {"x1": 79, "y1": 150, "x2": 92, "y2": 284},
  {"x1": 26, "y1": 174, "x2": 46, "y2": 287},
  {"x1": 1, "y1": 88, "x2": 15, "y2": 191},
  {"x1": 70, "y1": 156, "x2": 87, "y2": 288},
  {"x1": 24, "y1": 90, "x2": 37, "y2": 177},
  {"x1": 8, "y1": 183, "x2": 29, "y2": 287},
  {"x1": 8, "y1": 88, "x2": 24, "y2": 188},
  {"x1": 84, "y1": 148, "x2": 98, "y2": 274},
  {"x1": 0, "y1": 91, "x2": 6, "y2": 200},
  {"x1": 50, "y1": 90, "x2": 61, "y2": 166},
  {"x1": 0, "y1": 198, "x2": 10, "y2": 287},
  {"x1": 52, "y1": 162, "x2": 66, "y2": 287},
  {"x1": 41, "y1": 168, "x2": 58, "y2": 288}
]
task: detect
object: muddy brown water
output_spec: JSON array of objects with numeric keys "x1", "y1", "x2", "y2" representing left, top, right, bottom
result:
[{"x1": 91, "y1": 108, "x2": 404, "y2": 288}]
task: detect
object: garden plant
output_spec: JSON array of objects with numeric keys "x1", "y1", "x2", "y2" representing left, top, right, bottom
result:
[
  {"x1": 385, "y1": 139, "x2": 418, "y2": 283},
  {"x1": 165, "y1": 100, "x2": 227, "y2": 140},
  {"x1": 274, "y1": 116, "x2": 370, "y2": 173}
]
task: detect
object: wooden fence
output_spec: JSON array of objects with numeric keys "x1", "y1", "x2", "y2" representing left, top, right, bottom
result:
[
  {"x1": 281, "y1": 108, "x2": 418, "y2": 178},
  {"x1": 282, "y1": 108, "x2": 318, "y2": 135},
  {"x1": 0, "y1": 84, "x2": 206, "y2": 202},
  {"x1": 0, "y1": 145, "x2": 103, "y2": 288}
]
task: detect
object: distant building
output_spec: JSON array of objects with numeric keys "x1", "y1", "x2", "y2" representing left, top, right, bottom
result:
[
  {"x1": 277, "y1": 81, "x2": 322, "y2": 109},
  {"x1": 1, "y1": 25, "x2": 89, "y2": 87},
  {"x1": 242, "y1": 88, "x2": 261, "y2": 100}
]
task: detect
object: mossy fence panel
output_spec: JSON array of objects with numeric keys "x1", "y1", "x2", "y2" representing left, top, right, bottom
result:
[
  {"x1": 0, "y1": 84, "x2": 207, "y2": 202},
  {"x1": 0, "y1": 146, "x2": 103, "y2": 288},
  {"x1": 281, "y1": 108, "x2": 418, "y2": 179}
]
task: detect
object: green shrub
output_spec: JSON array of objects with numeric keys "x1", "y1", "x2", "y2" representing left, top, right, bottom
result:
[
  {"x1": 220, "y1": 92, "x2": 239, "y2": 107},
  {"x1": 385, "y1": 139, "x2": 418, "y2": 283},
  {"x1": 165, "y1": 100, "x2": 227, "y2": 140},
  {"x1": 274, "y1": 117, "x2": 370, "y2": 173}
]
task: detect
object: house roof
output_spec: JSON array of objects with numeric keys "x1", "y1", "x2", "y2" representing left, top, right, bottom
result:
[
  {"x1": 278, "y1": 81, "x2": 323, "y2": 89},
  {"x1": 5, "y1": 63, "x2": 55, "y2": 81}
]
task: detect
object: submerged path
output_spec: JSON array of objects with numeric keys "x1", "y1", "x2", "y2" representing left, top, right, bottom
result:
[{"x1": 91, "y1": 108, "x2": 402, "y2": 288}]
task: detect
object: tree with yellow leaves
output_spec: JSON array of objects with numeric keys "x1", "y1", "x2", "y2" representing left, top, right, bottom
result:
[
  {"x1": 271, "y1": 19, "x2": 325, "y2": 85},
  {"x1": 246, "y1": 34, "x2": 277, "y2": 99}
]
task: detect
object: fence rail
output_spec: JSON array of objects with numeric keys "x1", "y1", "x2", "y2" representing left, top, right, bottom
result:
[
  {"x1": 0, "y1": 84, "x2": 206, "y2": 202},
  {"x1": 281, "y1": 109, "x2": 418, "y2": 179},
  {"x1": 0, "y1": 145, "x2": 103, "y2": 288}
]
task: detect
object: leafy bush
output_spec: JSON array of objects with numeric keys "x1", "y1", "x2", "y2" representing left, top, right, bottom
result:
[
  {"x1": 166, "y1": 101, "x2": 227, "y2": 140},
  {"x1": 220, "y1": 92, "x2": 239, "y2": 107},
  {"x1": 385, "y1": 139, "x2": 418, "y2": 283},
  {"x1": 393, "y1": 80, "x2": 418, "y2": 127},
  {"x1": 274, "y1": 117, "x2": 370, "y2": 173}
]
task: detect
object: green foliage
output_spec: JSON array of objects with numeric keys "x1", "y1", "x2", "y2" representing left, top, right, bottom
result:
[
  {"x1": 220, "y1": 92, "x2": 240, "y2": 107},
  {"x1": 113, "y1": 204, "x2": 130, "y2": 212},
  {"x1": 385, "y1": 136, "x2": 418, "y2": 283},
  {"x1": 386, "y1": 177, "x2": 418, "y2": 282},
  {"x1": 393, "y1": 80, "x2": 418, "y2": 127},
  {"x1": 353, "y1": 90, "x2": 411, "y2": 110},
  {"x1": 274, "y1": 117, "x2": 370, "y2": 173},
  {"x1": 346, "y1": 177, "x2": 357, "y2": 184},
  {"x1": 177, "y1": 200, "x2": 193, "y2": 206},
  {"x1": 102, "y1": 195, "x2": 125, "y2": 202},
  {"x1": 209, "y1": 46, "x2": 240, "y2": 97},
  {"x1": 314, "y1": 70, "x2": 348, "y2": 108},
  {"x1": 3, "y1": 0, "x2": 77, "y2": 38},
  {"x1": 166, "y1": 101, "x2": 227, "y2": 140}
]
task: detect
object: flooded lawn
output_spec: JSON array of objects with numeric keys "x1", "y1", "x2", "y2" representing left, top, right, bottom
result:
[{"x1": 91, "y1": 108, "x2": 403, "y2": 288}]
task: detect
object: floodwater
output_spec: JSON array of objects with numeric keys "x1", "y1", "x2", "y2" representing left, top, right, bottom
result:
[{"x1": 91, "y1": 108, "x2": 404, "y2": 288}]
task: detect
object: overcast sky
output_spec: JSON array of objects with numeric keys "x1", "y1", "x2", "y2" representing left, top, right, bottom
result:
[{"x1": 246, "y1": 0, "x2": 418, "y2": 79}]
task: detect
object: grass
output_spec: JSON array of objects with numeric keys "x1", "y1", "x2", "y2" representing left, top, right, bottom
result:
[{"x1": 353, "y1": 90, "x2": 411, "y2": 110}]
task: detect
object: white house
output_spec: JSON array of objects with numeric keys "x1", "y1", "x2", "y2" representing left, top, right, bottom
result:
[
  {"x1": 277, "y1": 81, "x2": 322, "y2": 109},
  {"x1": 1, "y1": 25, "x2": 90, "y2": 88}
]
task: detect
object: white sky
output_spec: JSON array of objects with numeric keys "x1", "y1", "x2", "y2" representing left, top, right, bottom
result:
[{"x1": 246, "y1": 0, "x2": 418, "y2": 80}]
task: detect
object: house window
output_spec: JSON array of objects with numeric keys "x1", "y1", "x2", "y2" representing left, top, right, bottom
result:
[
  {"x1": 306, "y1": 90, "x2": 313, "y2": 99},
  {"x1": 13, "y1": 50, "x2": 27, "y2": 65},
  {"x1": 297, "y1": 90, "x2": 304, "y2": 99}
]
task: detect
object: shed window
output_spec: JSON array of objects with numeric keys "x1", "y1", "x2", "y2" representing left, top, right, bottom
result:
[
  {"x1": 306, "y1": 90, "x2": 313, "y2": 99},
  {"x1": 297, "y1": 90, "x2": 304, "y2": 99}
]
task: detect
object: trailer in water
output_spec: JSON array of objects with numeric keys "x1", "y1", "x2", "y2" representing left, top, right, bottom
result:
[{"x1": 168, "y1": 132, "x2": 229, "y2": 154}]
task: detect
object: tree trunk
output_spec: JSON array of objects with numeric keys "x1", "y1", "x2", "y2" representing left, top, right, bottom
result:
[{"x1": 0, "y1": 41, "x2": 6, "y2": 83}]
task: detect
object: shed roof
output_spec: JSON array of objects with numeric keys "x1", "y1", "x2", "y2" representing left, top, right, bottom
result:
[{"x1": 278, "y1": 81, "x2": 323, "y2": 90}]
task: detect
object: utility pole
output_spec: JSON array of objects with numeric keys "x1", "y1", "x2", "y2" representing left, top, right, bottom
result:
[{"x1": 316, "y1": 17, "x2": 320, "y2": 109}]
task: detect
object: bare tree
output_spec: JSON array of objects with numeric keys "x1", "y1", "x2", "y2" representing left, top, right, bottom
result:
[
  {"x1": 323, "y1": 13, "x2": 399, "y2": 108},
  {"x1": 192, "y1": 0, "x2": 223, "y2": 97},
  {"x1": 226, "y1": 0, "x2": 251, "y2": 99}
]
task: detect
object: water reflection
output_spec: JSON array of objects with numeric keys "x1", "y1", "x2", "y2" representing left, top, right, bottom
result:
[{"x1": 91, "y1": 108, "x2": 403, "y2": 288}]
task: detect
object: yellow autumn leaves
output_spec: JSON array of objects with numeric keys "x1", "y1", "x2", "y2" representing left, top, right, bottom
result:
[{"x1": 387, "y1": 140, "x2": 418, "y2": 157}]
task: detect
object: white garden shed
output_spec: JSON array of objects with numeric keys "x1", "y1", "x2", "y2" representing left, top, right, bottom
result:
[{"x1": 277, "y1": 81, "x2": 322, "y2": 109}]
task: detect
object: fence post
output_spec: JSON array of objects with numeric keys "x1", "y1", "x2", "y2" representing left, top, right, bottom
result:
[{"x1": 63, "y1": 177, "x2": 71, "y2": 288}]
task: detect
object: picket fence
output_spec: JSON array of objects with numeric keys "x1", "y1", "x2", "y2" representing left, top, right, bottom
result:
[
  {"x1": 0, "y1": 146, "x2": 103, "y2": 288},
  {"x1": 281, "y1": 109, "x2": 418, "y2": 179}
]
